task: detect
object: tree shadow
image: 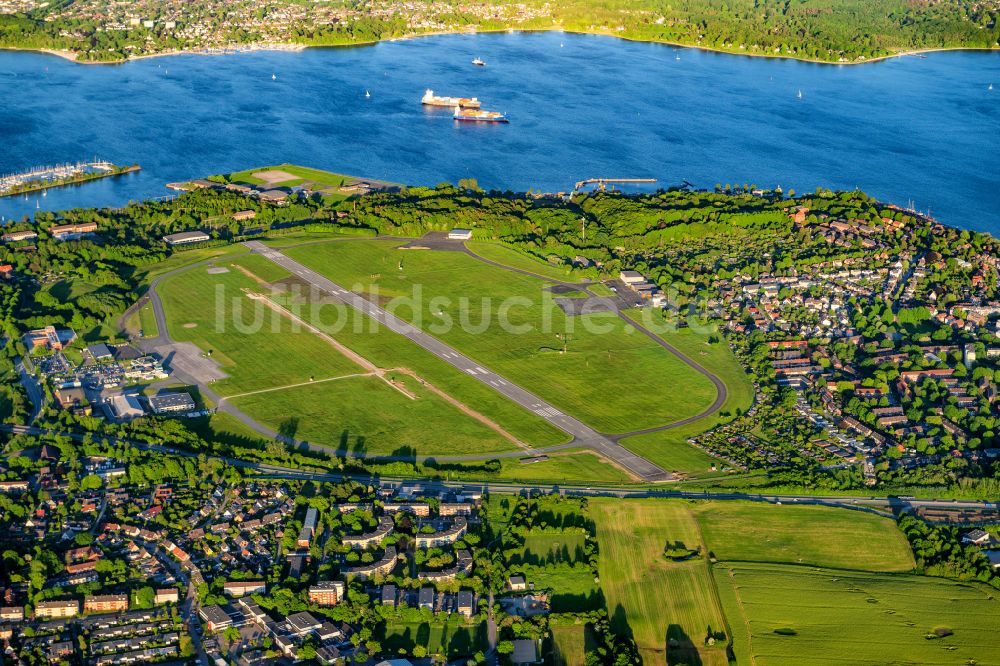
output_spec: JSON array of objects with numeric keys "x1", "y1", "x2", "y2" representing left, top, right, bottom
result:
[
  {"x1": 390, "y1": 446, "x2": 417, "y2": 464},
  {"x1": 666, "y1": 623, "x2": 702, "y2": 666},
  {"x1": 277, "y1": 417, "x2": 299, "y2": 441},
  {"x1": 351, "y1": 435, "x2": 367, "y2": 457}
]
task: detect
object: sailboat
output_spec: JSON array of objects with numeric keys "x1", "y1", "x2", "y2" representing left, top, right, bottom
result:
[
  {"x1": 797, "y1": 89, "x2": 803, "y2": 100},
  {"x1": 271, "y1": 73, "x2": 277, "y2": 81},
  {"x1": 990, "y1": 83, "x2": 994, "y2": 91},
  {"x1": 365, "y1": 89, "x2": 371, "y2": 99}
]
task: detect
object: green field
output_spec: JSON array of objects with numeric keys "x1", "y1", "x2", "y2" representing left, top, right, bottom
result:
[
  {"x1": 618, "y1": 321, "x2": 756, "y2": 477},
  {"x1": 158, "y1": 267, "x2": 362, "y2": 394},
  {"x1": 693, "y1": 502, "x2": 916, "y2": 571},
  {"x1": 283, "y1": 239, "x2": 720, "y2": 433},
  {"x1": 379, "y1": 620, "x2": 487, "y2": 658},
  {"x1": 229, "y1": 373, "x2": 518, "y2": 456},
  {"x1": 526, "y1": 563, "x2": 604, "y2": 613},
  {"x1": 224, "y1": 163, "x2": 355, "y2": 188},
  {"x1": 511, "y1": 531, "x2": 588, "y2": 566},
  {"x1": 157, "y1": 256, "x2": 567, "y2": 453},
  {"x1": 550, "y1": 624, "x2": 589, "y2": 666},
  {"x1": 493, "y1": 451, "x2": 633, "y2": 484},
  {"x1": 715, "y1": 562, "x2": 1000, "y2": 665},
  {"x1": 589, "y1": 499, "x2": 730, "y2": 666},
  {"x1": 465, "y1": 241, "x2": 588, "y2": 282},
  {"x1": 220, "y1": 163, "x2": 397, "y2": 203}
]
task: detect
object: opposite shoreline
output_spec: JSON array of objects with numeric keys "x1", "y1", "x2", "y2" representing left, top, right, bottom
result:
[{"x1": 2, "y1": 28, "x2": 998, "y2": 67}]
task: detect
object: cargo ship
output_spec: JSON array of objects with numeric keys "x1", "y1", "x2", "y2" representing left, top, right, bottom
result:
[
  {"x1": 422, "y1": 89, "x2": 481, "y2": 109},
  {"x1": 453, "y1": 107, "x2": 508, "y2": 123}
]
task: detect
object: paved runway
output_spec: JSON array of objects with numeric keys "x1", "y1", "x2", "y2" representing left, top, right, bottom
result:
[{"x1": 244, "y1": 240, "x2": 671, "y2": 482}]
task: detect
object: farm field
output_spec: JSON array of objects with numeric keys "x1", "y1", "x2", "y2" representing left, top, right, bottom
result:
[
  {"x1": 693, "y1": 501, "x2": 916, "y2": 571},
  {"x1": 715, "y1": 562, "x2": 1000, "y2": 665},
  {"x1": 228, "y1": 373, "x2": 519, "y2": 457},
  {"x1": 589, "y1": 499, "x2": 730, "y2": 666},
  {"x1": 283, "y1": 239, "x2": 720, "y2": 433}
]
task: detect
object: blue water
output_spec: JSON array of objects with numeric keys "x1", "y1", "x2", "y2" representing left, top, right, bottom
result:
[{"x1": 1, "y1": 32, "x2": 998, "y2": 230}]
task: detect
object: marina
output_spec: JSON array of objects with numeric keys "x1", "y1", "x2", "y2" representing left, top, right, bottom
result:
[{"x1": 0, "y1": 162, "x2": 140, "y2": 198}]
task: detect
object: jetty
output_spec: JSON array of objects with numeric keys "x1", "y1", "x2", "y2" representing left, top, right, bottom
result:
[
  {"x1": 0, "y1": 161, "x2": 140, "y2": 198},
  {"x1": 572, "y1": 177, "x2": 657, "y2": 194}
]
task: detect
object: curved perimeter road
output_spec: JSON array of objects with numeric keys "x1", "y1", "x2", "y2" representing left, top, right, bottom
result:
[
  {"x1": 460, "y1": 242, "x2": 730, "y2": 440},
  {"x1": 243, "y1": 240, "x2": 673, "y2": 482},
  {"x1": 124, "y1": 234, "x2": 734, "y2": 482}
]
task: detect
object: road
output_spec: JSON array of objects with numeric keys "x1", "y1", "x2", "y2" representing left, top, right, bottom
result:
[
  {"x1": 458, "y1": 242, "x2": 731, "y2": 440},
  {"x1": 244, "y1": 240, "x2": 671, "y2": 482},
  {"x1": 15, "y1": 356, "x2": 43, "y2": 423},
  {"x1": 3, "y1": 423, "x2": 997, "y2": 516}
]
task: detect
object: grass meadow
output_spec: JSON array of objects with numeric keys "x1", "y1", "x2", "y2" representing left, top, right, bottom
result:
[
  {"x1": 157, "y1": 260, "x2": 546, "y2": 456},
  {"x1": 715, "y1": 562, "x2": 1000, "y2": 665},
  {"x1": 618, "y1": 319, "x2": 756, "y2": 476},
  {"x1": 378, "y1": 620, "x2": 487, "y2": 658},
  {"x1": 158, "y1": 266, "x2": 361, "y2": 394},
  {"x1": 465, "y1": 241, "x2": 589, "y2": 282},
  {"x1": 284, "y1": 239, "x2": 719, "y2": 433},
  {"x1": 550, "y1": 624, "x2": 590, "y2": 666},
  {"x1": 589, "y1": 499, "x2": 731, "y2": 666},
  {"x1": 229, "y1": 374, "x2": 518, "y2": 456},
  {"x1": 693, "y1": 501, "x2": 916, "y2": 571}
]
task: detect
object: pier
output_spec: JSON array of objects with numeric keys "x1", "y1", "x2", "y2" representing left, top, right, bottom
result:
[
  {"x1": 0, "y1": 161, "x2": 140, "y2": 198},
  {"x1": 572, "y1": 177, "x2": 657, "y2": 194}
]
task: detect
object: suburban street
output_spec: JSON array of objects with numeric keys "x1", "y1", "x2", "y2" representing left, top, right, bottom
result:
[{"x1": 244, "y1": 240, "x2": 672, "y2": 482}]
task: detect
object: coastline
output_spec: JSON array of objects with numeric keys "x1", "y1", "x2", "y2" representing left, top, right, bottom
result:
[
  {"x1": 2, "y1": 28, "x2": 998, "y2": 67},
  {"x1": 0, "y1": 164, "x2": 141, "y2": 198}
]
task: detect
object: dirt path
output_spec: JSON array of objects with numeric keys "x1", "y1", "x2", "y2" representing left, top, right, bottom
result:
[
  {"x1": 231, "y1": 262, "x2": 270, "y2": 285},
  {"x1": 247, "y1": 290, "x2": 533, "y2": 449},
  {"x1": 219, "y1": 373, "x2": 375, "y2": 402},
  {"x1": 388, "y1": 366, "x2": 533, "y2": 451}
]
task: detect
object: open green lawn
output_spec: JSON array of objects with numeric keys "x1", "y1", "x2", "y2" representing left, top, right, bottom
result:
[
  {"x1": 715, "y1": 562, "x2": 1000, "y2": 666},
  {"x1": 589, "y1": 499, "x2": 730, "y2": 666},
  {"x1": 228, "y1": 253, "x2": 295, "y2": 283},
  {"x1": 229, "y1": 374, "x2": 518, "y2": 457},
  {"x1": 465, "y1": 241, "x2": 588, "y2": 283},
  {"x1": 158, "y1": 256, "x2": 565, "y2": 451},
  {"x1": 618, "y1": 321, "x2": 756, "y2": 477},
  {"x1": 283, "y1": 239, "x2": 718, "y2": 433},
  {"x1": 525, "y1": 563, "x2": 604, "y2": 613},
  {"x1": 511, "y1": 532, "x2": 587, "y2": 567},
  {"x1": 225, "y1": 163, "x2": 354, "y2": 188},
  {"x1": 379, "y1": 620, "x2": 486, "y2": 659},
  {"x1": 694, "y1": 501, "x2": 916, "y2": 572},
  {"x1": 494, "y1": 451, "x2": 633, "y2": 484},
  {"x1": 550, "y1": 624, "x2": 589, "y2": 666},
  {"x1": 137, "y1": 243, "x2": 250, "y2": 283},
  {"x1": 158, "y1": 267, "x2": 361, "y2": 395}
]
